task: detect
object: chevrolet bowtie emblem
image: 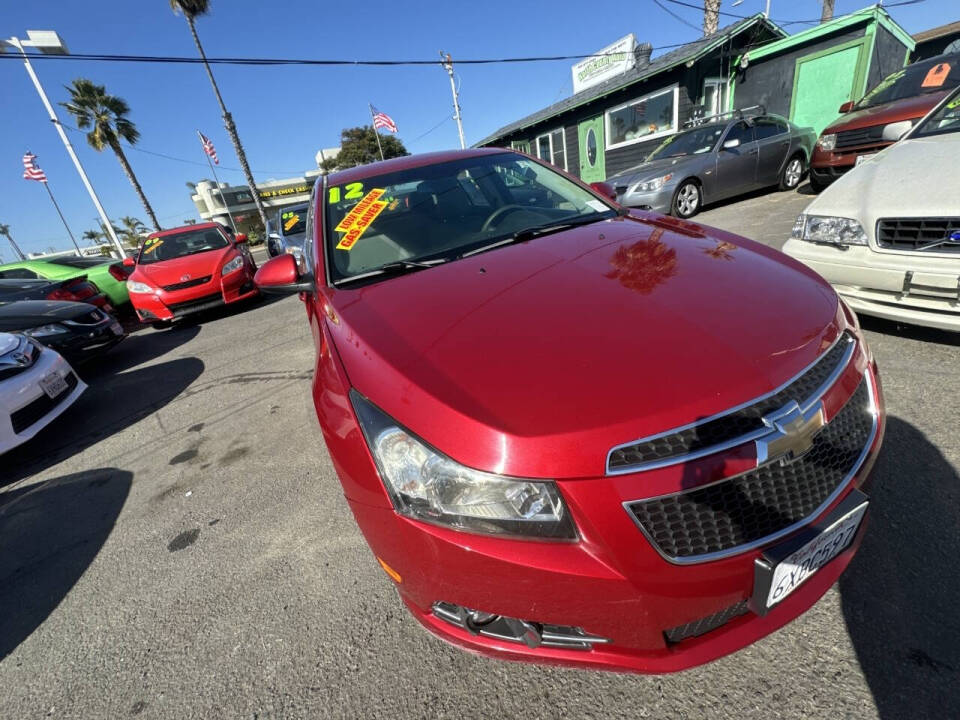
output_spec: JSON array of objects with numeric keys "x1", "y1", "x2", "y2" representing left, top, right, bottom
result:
[{"x1": 755, "y1": 401, "x2": 825, "y2": 466}]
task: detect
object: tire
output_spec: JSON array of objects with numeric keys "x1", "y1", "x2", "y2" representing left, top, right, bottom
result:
[
  {"x1": 808, "y1": 171, "x2": 828, "y2": 193},
  {"x1": 671, "y1": 180, "x2": 701, "y2": 219},
  {"x1": 780, "y1": 154, "x2": 805, "y2": 190}
]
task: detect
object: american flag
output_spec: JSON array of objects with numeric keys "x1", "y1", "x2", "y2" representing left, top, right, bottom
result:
[
  {"x1": 371, "y1": 106, "x2": 398, "y2": 133},
  {"x1": 22, "y1": 152, "x2": 47, "y2": 183},
  {"x1": 198, "y1": 131, "x2": 219, "y2": 164}
]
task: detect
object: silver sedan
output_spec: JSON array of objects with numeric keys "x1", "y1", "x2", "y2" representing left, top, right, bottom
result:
[{"x1": 609, "y1": 114, "x2": 816, "y2": 218}]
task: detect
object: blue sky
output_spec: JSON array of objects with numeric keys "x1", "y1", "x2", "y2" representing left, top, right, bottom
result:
[{"x1": 0, "y1": 0, "x2": 951, "y2": 256}]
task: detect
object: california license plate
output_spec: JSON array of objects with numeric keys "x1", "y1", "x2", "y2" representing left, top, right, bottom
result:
[
  {"x1": 750, "y1": 490, "x2": 868, "y2": 614},
  {"x1": 39, "y1": 372, "x2": 69, "y2": 399},
  {"x1": 855, "y1": 153, "x2": 876, "y2": 167}
]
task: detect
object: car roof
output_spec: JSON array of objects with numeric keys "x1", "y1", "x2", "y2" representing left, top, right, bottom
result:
[{"x1": 326, "y1": 148, "x2": 511, "y2": 186}]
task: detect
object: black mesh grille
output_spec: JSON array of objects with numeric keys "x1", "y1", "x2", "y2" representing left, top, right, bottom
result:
[
  {"x1": 162, "y1": 275, "x2": 212, "y2": 292},
  {"x1": 664, "y1": 600, "x2": 750, "y2": 644},
  {"x1": 10, "y1": 372, "x2": 79, "y2": 434},
  {"x1": 166, "y1": 292, "x2": 223, "y2": 316},
  {"x1": 609, "y1": 333, "x2": 853, "y2": 470},
  {"x1": 835, "y1": 125, "x2": 885, "y2": 150},
  {"x1": 876, "y1": 218, "x2": 960, "y2": 253},
  {"x1": 628, "y1": 377, "x2": 872, "y2": 559}
]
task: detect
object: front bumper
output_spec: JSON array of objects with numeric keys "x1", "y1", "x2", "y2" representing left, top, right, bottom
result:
[
  {"x1": 810, "y1": 143, "x2": 890, "y2": 185},
  {"x1": 43, "y1": 316, "x2": 126, "y2": 362},
  {"x1": 337, "y1": 345, "x2": 885, "y2": 673},
  {"x1": 615, "y1": 184, "x2": 674, "y2": 213},
  {"x1": 783, "y1": 239, "x2": 960, "y2": 331},
  {"x1": 131, "y1": 270, "x2": 258, "y2": 322}
]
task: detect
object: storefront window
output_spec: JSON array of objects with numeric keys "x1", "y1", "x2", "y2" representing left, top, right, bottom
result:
[
  {"x1": 535, "y1": 128, "x2": 568, "y2": 171},
  {"x1": 605, "y1": 86, "x2": 678, "y2": 148}
]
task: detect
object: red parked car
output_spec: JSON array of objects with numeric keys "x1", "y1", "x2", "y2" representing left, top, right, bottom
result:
[
  {"x1": 256, "y1": 149, "x2": 884, "y2": 673},
  {"x1": 810, "y1": 53, "x2": 959, "y2": 190},
  {"x1": 124, "y1": 222, "x2": 258, "y2": 325}
]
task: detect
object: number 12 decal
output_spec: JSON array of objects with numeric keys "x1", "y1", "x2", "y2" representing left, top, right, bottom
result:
[{"x1": 328, "y1": 182, "x2": 365, "y2": 204}]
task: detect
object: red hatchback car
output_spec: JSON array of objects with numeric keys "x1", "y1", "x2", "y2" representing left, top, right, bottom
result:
[
  {"x1": 125, "y1": 222, "x2": 258, "y2": 324},
  {"x1": 256, "y1": 149, "x2": 884, "y2": 673}
]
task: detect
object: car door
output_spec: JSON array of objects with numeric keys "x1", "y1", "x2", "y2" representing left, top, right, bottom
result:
[
  {"x1": 753, "y1": 117, "x2": 791, "y2": 186},
  {"x1": 715, "y1": 121, "x2": 758, "y2": 199}
]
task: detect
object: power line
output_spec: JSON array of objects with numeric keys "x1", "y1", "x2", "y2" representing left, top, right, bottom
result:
[
  {"x1": 660, "y1": 0, "x2": 926, "y2": 26},
  {"x1": 410, "y1": 114, "x2": 453, "y2": 143},
  {"x1": 652, "y1": 0, "x2": 703, "y2": 32}
]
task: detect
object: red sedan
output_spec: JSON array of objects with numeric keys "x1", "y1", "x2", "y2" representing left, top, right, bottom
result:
[
  {"x1": 125, "y1": 222, "x2": 258, "y2": 324},
  {"x1": 255, "y1": 149, "x2": 884, "y2": 673}
]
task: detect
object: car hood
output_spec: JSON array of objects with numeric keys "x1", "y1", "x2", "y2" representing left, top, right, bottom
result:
[
  {"x1": 134, "y1": 247, "x2": 233, "y2": 287},
  {"x1": 823, "y1": 92, "x2": 947, "y2": 134},
  {"x1": 328, "y1": 214, "x2": 842, "y2": 478},
  {"x1": 804, "y1": 133, "x2": 960, "y2": 232},
  {"x1": 609, "y1": 156, "x2": 702, "y2": 185},
  {"x1": 0, "y1": 300, "x2": 94, "y2": 330}
]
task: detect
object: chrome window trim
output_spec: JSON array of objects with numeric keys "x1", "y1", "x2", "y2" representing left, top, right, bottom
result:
[
  {"x1": 606, "y1": 332, "x2": 855, "y2": 475},
  {"x1": 621, "y1": 370, "x2": 878, "y2": 565}
]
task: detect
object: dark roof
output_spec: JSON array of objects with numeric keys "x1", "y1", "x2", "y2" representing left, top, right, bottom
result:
[
  {"x1": 475, "y1": 14, "x2": 784, "y2": 147},
  {"x1": 327, "y1": 148, "x2": 507, "y2": 185},
  {"x1": 913, "y1": 20, "x2": 960, "y2": 44}
]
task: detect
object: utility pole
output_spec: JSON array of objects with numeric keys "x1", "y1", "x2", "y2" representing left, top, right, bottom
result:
[
  {"x1": 821, "y1": 0, "x2": 835, "y2": 23},
  {"x1": 1, "y1": 32, "x2": 126, "y2": 258},
  {"x1": 440, "y1": 52, "x2": 466, "y2": 150}
]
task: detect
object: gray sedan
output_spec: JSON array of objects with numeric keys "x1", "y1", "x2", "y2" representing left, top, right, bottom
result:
[{"x1": 609, "y1": 114, "x2": 816, "y2": 218}]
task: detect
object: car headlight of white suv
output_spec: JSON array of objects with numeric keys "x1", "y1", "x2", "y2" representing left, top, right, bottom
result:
[{"x1": 791, "y1": 214, "x2": 868, "y2": 247}]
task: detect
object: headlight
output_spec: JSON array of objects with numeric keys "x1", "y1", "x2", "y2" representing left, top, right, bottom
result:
[
  {"x1": 221, "y1": 255, "x2": 244, "y2": 275},
  {"x1": 796, "y1": 214, "x2": 868, "y2": 246},
  {"x1": 351, "y1": 391, "x2": 577, "y2": 539},
  {"x1": 816, "y1": 133, "x2": 837, "y2": 152},
  {"x1": 631, "y1": 173, "x2": 673, "y2": 193},
  {"x1": 24, "y1": 323, "x2": 68, "y2": 338},
  {"x1": 126, "y1": 280, "x2": 155, "y2": 293}
]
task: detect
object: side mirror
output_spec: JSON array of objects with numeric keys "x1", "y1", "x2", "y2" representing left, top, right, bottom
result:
[
  {"x1": 254, "y1": 253, "x2": 312, "y2": 295},
  {"x1": 882, "y1": 120, "x2": 912, "y2": 142},
  {"x1": 722, "y1": 138, "x2": 741, "y2": 150},
  {"x1": 838, "y1": 101, "x2": 855, "y2": 113},
  {"x1": 589, "y1": 181, "x2": 618, "y2": 202},
  {"x1": 234, "y1": 233, "x2": 248, "y2": 244},
  {"x1": 122, "y1": 256, "x2": 135, "y2": 267}
]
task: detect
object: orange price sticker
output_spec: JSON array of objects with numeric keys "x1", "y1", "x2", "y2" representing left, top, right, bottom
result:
[{"x1": 921, "y1": 62, "x2": 952, "y2": 88}]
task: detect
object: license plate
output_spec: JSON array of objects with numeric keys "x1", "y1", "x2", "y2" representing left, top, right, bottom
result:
[
  {"x1": 39, "y1": 372, "x2": 69, "y2": 399},
  {"x1": 110, "y1": 321, "x2": 124, "y2": 336},
  {"x1": 855, "y1": 153, "x2": 876, "y2": 167}
]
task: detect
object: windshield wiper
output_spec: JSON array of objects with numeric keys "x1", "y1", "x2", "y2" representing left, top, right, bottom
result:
[
  {"x1": 334, "y1": 258, "x2": 446, "y2": 286},
  {"x1": 461, "y1": 212, "x2": 618, "y2": 259}
]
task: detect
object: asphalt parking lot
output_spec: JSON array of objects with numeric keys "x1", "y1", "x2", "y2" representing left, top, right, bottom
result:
[{"x1": 2, "y1": 188, "x2": 959, "y2": 719}]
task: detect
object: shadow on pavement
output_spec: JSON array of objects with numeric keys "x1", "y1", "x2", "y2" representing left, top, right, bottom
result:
[
  {"x1": 81, "y1": 323, "x2": 201, "y2": 379},
  {"x1": 839, "y1": 416, "x2": 960, "y2": 718},
  {"x1": 3, "y1": 356, "x2": 204, "y2": 485},
  {"x1": 0, "y1": 468, "x2": 131, "y2": 661},
  {"x1": 858, "y1": 315, "x2": 960, "y2": 348}
]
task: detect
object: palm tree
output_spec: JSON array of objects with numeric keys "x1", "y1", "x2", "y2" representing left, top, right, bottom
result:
[
  {"x1": 82, "y1": 228, "x2": 104, "y2": 245},
  {"x1": 703, "y1": 0, "x2": 720, "y2": 36},
  {"x1": 118, "y1": 215, "x2": 147, "y2": 245},
  {"x1": 170, "y1": 0, "x2": 269, "y2": 230},
  {"x1": 0, "y1": 223, "x2": 26, "y2": 261},
  {"x1": 60, "y1": 79, "x2": 162, "y2": 232}
]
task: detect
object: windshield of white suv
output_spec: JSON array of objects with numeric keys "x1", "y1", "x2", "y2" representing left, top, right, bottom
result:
[
  {"x1": 647, "y1": 123, "x2": 726, "y2": 159},
  {"x1": 324, "y1": 153, "x2": 615, "y2": 282},
  {"x1": 912, "y1": 89, "x2": 960, "y2": 138},
  {"x1": 856, "y1": 57, "x2": 959, "y2": 109}
]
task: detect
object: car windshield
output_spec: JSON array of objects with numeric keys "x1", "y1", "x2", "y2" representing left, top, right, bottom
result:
[
  {"x1": 855, "y1": 57, "x2": 959, "y2": 109},
  {"x1": 137, "y1": 227, "x2": 229, "y2": 264},
  {"x1": 279, "y1": 206, "x2": 308, "y2": 237},
  {"x1": 46, "y1": 256, "x2": 109, "y2": 268},
  {"x1": 646, "y1": 124, "x2": 726, "y2": 160},
  {"x1": 325, "y1": 152, "x2": 615, "y2": 282},
  {"x1": 912, "y1": 89, "x2": 960, "y2": 138}
]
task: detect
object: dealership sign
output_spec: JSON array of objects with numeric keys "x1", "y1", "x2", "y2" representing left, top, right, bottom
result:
[{"x1": 572, "y1": 34, "x2": 637, "y2": 94}]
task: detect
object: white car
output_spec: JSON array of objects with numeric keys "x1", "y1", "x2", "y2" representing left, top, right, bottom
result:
[
  {"x1": 0, "y1": 332, "x2": 87, "y2": 455},
  {"x1": 784, "y1": 86, "x2": 960, "y2": 331}
]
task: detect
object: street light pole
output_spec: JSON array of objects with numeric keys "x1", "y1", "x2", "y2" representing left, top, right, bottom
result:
[
  {"x1": 2, "y1": 32, "x2": 126, "y2": 258},
  {"x1": 440, "y1": 52, "x2": 466, "y2": 150}
]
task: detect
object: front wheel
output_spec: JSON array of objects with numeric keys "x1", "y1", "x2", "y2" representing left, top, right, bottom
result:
[
  {"x1": 808, "y1": 171, "x2": 828, "y2": 193},
  {"x1": 671, "y1": 180, "x2": 701, "y2": 218},
  {"x1": 780, "y1": 155, "x2": 805, "y2": 190}
]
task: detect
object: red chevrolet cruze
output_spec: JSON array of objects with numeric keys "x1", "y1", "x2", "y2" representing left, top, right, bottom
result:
[
  {"x1": 255, "y1": 149, "x2": 884, "y2": 673},
  {"x1": 125, "y1": 222, "x2": 258, "y2": 324}
]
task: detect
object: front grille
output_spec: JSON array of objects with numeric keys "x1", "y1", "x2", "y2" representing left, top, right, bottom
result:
[
  {"x1": 65, "y1": 309, "x2": 103, "y2": 326},
  {"x1": 876, "y1": 218, "x2": 960, "y2": 253},
  {"x1": 835, "y1": 125, "x2": 885, "y2": 150},
  {"x1": 627, "y1": 377, "x2": 873, "y2": 560},
  {"x1": 608, "y1": 333, "x2": 853, "y2": 471},
  {"x1": 664, "y1": 600, "x2": 750, "y2": 644},
  {"x1": 11, "y1": 371, "x2": 79, "y2": 434},
  {"x1": 162, "y1": 275, "x2": 212, "y2": 292},
  {"x1": 166, "y1": 291, "x2": 223, "y2": 316}
]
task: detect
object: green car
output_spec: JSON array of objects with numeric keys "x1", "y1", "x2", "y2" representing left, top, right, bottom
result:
[{"x1": 0, "y1": 256, "x2": 130, "y2": 307}]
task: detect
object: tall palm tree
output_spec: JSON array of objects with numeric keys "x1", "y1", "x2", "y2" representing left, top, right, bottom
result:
[
  {"x1": 703, "y1": 0, "x2": 720, "y2": 36},
  {"x1": 118, "y1": 215, "x2": 147, "y2": 245},
  {"x1": 0, "y1": 223, "x2": 26, "y2": 261},
  {"x1": 82, "y1": 228, "x2": 105, "y2": 245},
  {"x1": 60, "y1": 79, "x2": 162, "y2": 232},
  {"x1": 170, "y1": 0, "x2": 269, "y2": 230}
]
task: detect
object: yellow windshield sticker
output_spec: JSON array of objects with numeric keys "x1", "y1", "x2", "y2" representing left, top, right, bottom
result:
[
  {"x1": 336, "y1": 200, "x2": 388, "y2": 251},
  {"x1": 335, "y1": 188, "x2": 386, "y2": 232},
  {"x1": 947, "y1": 97, "x2": 960, "y2": 110},
  {"x1": 388, "y1": 198, "x2": 400, "y2": 211},
  {"x1": 283, "y1": 213, "x2": 300, "y2": 231},
  {"x1": 143, "y1": 239, "x2": 163, "y2": 254}
]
